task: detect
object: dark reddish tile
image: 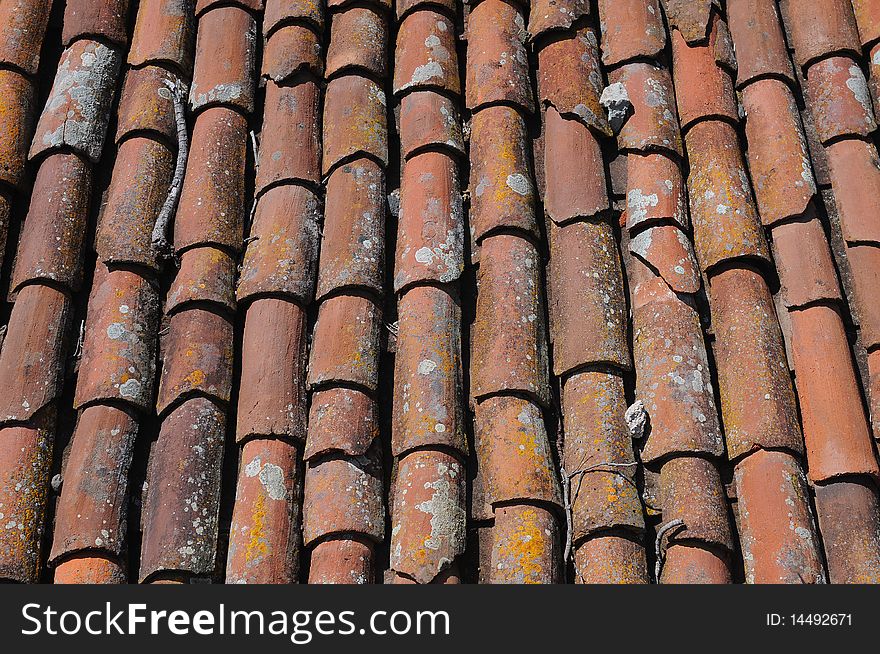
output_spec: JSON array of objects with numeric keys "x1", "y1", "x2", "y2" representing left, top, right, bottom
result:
[
  {"x1": 662, "y1": 0, "x2": 716, "y2": 44},
  {"x1": 465, "y1": 0, "x2": 534, "y2": 113},
  {"x1": 803, "y1": 56, "x2": 876, "y2": 143},
  {"x1": 62, "y1": 0, "x2": 131, "y2": 47},
  {"x1": 853, "y1": 0, "x2": 880, "y2": 47},
  {"x1": 542, "y1": 106, "x2": 609, "y2": 224},
  {"x1": 226, "y1": 438, "x2": 302, "y2": 584},
  {"x1": 784, "y1": 0, "x2": 861, "y2": 68},
  {"x1": 789, "y1": 304, "x2": 880, "y2": 481},
  {"x1": 175, "y1": 107, "x2": 247, "y2": 253},
  {"x1": 96, "y1": 137, "x2": 172, "y2": 271},
  {"x1": 685, "y1": 120, "x2": 770, "y2": 272},
  {"x1": 237, "y1": 299, "x2": 307, "y2": 443},
  {"x1": 660, "y1": 543, "x2": 731, "y2": 583},
  {"x1": 842, "y1": 244, "x2": 880, "y2": 349},
  {"x1": 327, "y1": 6, "x2": 386, "y2": 79},
  {"x1": 629, "y1": 224, "x2": 701, "y2": 294},
  {"x1": 322, "y1": 75, "x2": 388, "y2": 175},
  {"x1": 607, "y1": 63, "x2": 682, "y2": 156},
  {"x1": 395, "y1": 151, "x2": 464, "y2": 291},
  {"x1": 30, "y1": 40, "x2": 122, "y2": 163},
  {"x1": 399, "y1": 91, "x2": 465, "y2": 160},
  {"x1": 734, "y1": 450, "x2": 826, "y2": 583},
  {"x1": 771, "y1": 213, "x2": 842, "y2": 308},
  {"x1": 529, "y1": 0, "x2": 591, "y2": 42},
  {"x1": 814, "y1": 480, "x2": 880, "y2": 583},
  {"x1": 0, "y1": 0, "x2": 51, "y2": 75},
  {"x1": 264, "y1": 0, "x2": 324, "y2": 35},
  {"x1": 11, "y1": 153, "x2": 92, "y2": 294},
  {"x1": 317, "y1": 159, "x2": 385, "y2": 299},
  {"x1": 309, "y1": 538, "x2": 376, "y2": 584},
  {"x1": 167, "y1": 247, "x2": 237, "y2": 313},
  {"x1": 262, "y1": 24, "x2": 323, "y2": 83},
  {"x1": 389, "y1": 449, "x2": 466, "y2": 584},
  {"x1": 597, "y1": 0, "x2": 665, "y2": 67},
  {"x1": 0, "y1": 70, "x2": 35, "y2": 189},
  {"x1": 537, "y1": 28, "x2": 610, "y2": 136},
  {"x1": 574, "y1": 534, "x2": 649, "y2": 584},
  {"x1": 625, "y1": 152, "x2": 687, "y2": 231},
  {"x1": 54, "y1": 555, "x2": 127, "y2": 584},
  {"x1": 139, "y1": 397, "x2": 225, "y2": 581},
  {"x1": 547, "y1": 220, "x2": 629, "y2": 375},
  {"x1": 128, "y1": 0, "x2": 195, "y2": 73},
  {"x1": 394, "y1": 10, "x2": 458, "y2": 96},
  {"x1": 0, "y1": 285, "x2": 71, "y2": 424},
  {"x1": 74, "y1": 265, "x2": 160, "y2": 410},
  {"x1": 49, "y1": 405, "x2": 138, "y2": 564},
  {"x1": 742, "y1": 79, "x2": 816, "y2": 225},
  {"x1": 156, "y1": 308, "x2": 234, "y2": 415},
  {"x1": 256, "y1": 80, "x2": 320, "y2": 193},
  {"x1": 306, "y1": 388, "x2": 378, "y2": 459},
  {"x1": 189, "y1": 5, "x2": 256, "y2": 114},
  {"x1": 471, "y1": 234, "x2": 551, "y2": 407},
  {"x1": 468, "y1": 106, "x2": 538, "y2": 241},
  {"x1": 307, "y1": 294, "x2": 382, "y2": 392},
  {"x1": 825, "y1": 139, "x2": 880, "y2": 244},
  {"x1": 396, "y1": 0, "x2": 454, "y2": 20},
  {"x1": 487, "y1": 505, "x2": 561, "y2": 584},
  {"x1": 197, "y1": 0, "x2": 263, "y2": 13},
  {"x1": 726, "y1": 0, "x2": 794, "y2": 87},
  {"x1": 115, "y1": 65, "x2": 181, "y2": 145}
]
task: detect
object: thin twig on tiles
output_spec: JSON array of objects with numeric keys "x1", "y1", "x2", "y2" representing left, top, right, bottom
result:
[{"x1": 152, "y1": 78, "x2": 189, "y2": 256}]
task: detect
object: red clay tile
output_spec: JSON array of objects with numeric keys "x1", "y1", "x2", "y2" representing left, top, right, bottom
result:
[
  {"x1": 660, "y1": 543, "x2": 732, "y2": 583},
  {"x1": 670, "y1": 22, "x2": 738, "y2": 130},
  {"x1": 629, "y1": 225, "x2": 701, "y2": 294},
  {"x1": 625, "y1": 152, "x2": 687, "y2": 231},
  {"x1": 261, "y1": 24, "x2": 323, "y2": 83},
  {"x1": 115, "y1": 65, "x2": 182, "y2": 145},
  {"x1": 465, "y1": 0, "x2": 534, "y2": 113},
  {"x1": 484, "y1": 505, "x2": 561, "y2": 584},
  {"x1": 570, "y1": 470, "x2": 644, "y2": 545},
  {"x1": 0, "y1": 70, "x2": 35, "y2": 189},
  {"x1": 803, "y1": 56, "x2": 876, "y2": 143},
  {"x1": 529, "y1": 0, "x2": 591, "y2": 42},
  {"x1": 784, "y1": 0, "x2": 861, "y2": 68},
  {"x1": 630, "y1": 265, "x2": 724, "y2": 462},
  {"x1": 303, "y1": 448, "x2": 385, "y2": 545},
  {"x1": 547, "y1": 220, "x2": 629, "y2": 375},
  {"x1": 0, "y1": 285, "x2": 71, "y2": 424},
  {"x1": 685, "y1": 120, "x2": 770, "y2": 272},
  {"x1": 471, "y1": 234, "x2": 551, "y2": 407},
  {"x1": 226, "y1": 438, "x2": 302, "y2": 584},
  {"x1": 392, "y1": 285, "x2": 466, "y2": 455},
  {"x1": 395, "y1": 151, "x2": 464, "y2": 291},
  {"x1": 726, "y1": 0, "x2": 794, "y2": 87},
  {"x1": 139, "y1": 397, "x2": 226, "y2": 581},
  {"x1": 30, "y1": 40, "x2": 122, "y2": 163},
  {"x1": 327, "y1": 6, "x2": 386, "y2": 80},
  {"x1": 95, "y1": 137, "x2": 172, "y2": 271},
  {"x1": 322, "y1": 75, "x2": 388, "y2": 175},
  {"x1": 574, "y1": 534, "x2": 649, "y2": 584},
  {"x1": 309, "y1": 538, "x2": 376, "y2": 584},
  {"x1": 74, "y1": 265, "x2": 160, "y2": 410},
  {"x1": 0, "y1": 0, "x2": 51, "y2": 75},
  {"x1": 661, "y1": 0, "x2": 716, "y2": 44},
  {"x1": 10, "y1": 153, "x2": 92, "y2": 294},
  {"x1": 542, "y1": 106, "x2": 609, "y2": 224},
  {"x1": 853, "y1": 0, "x2": 880, "y2": 47},
  {"x1": 597, "y1": 0, "x2": 665, "y2": 67},
  {"x1": 399, "y1": 91, "x2": 465, "y2": 160},
  {"x1": 128, "y1": 0, "x2": 195, "y2": 74},
  {"x1": 167, "y1": 247, "x2": 237, "y2": 313},
  {"x1": 264, "y1": 0, "x2": 324, "y2": 35},
  {"x1": 62, "y1": 0, "x2": 131, "y2": 47},
  {"x1": 394, "y1": 10, "x2": 458, "y2": 97},
  {"x1": 742, "y1": 79, "x2": 816, "y2": 225},
  {"x1": 256, "y1": 81, "x2": 321, "y2": 193},
  {"x1": 54, "y1": 555, "x2": 127, "y2": 584},
  {"x1": 317, "y1": 159, "x2": 386, "y2": 299},
  {"x1": 175, "y1": 107, "x2": 248, "y2": 253},
  {"x1": 708, "y1": 266, "x2": 803, "y2": 459},
  {"x1": 468, "y1": 106, "x2": 538, "y2": 241},
  {"x1": 196, "y1": 0, "x2": 263, "y2": 13},
  {"x1": 49, "y1": 405, "x2": 138, "y2": 563},
  {"x1": 814, "y1": 480, "x2": 880, "y2": 583},
  {"x1": 156, "y1": 308, "x2": 234, "y2": 415},
  {"x1": 308, "y1": 294, "x2": 382, "y2": 392},
  {"x1": 189, "y1": 5, "x2": 256, "y2": 114},
  {"x1": 389, "y1": 449, "x2": 466, "y2": 584},
  {"x1": 306, "y1": 388, "x2": 379, "y2": 459},
  {"x1": 607, "y1": 63, "x2": 682, "y2": 156},
  {"x1": 475, "y1": 395, "x2": 561, "y2": 508},
  {"x1": 734, "y1": 450, "x2": 826, "y2": 583},
  {"x1": 0, "y1": 418, "x2": 52, "y2": 582},
  {"x1": 237, "y1": 299, "x2": 307, "y2": 443},
  {"x1": 825, "y1": 139, "x2": 880, "y2": 244},
  {"x1": 537, "y1": 28, "x2": 610, "y2": 136},
  {"x1": 771, "y1": 214, "x2": 842, "y2": 308},
  {"x1": 789, "y1": 304, "x2": 880, "y2": 481},
  {"x1": 841, "y1": 244, "x2": 880, "y2": 348}
]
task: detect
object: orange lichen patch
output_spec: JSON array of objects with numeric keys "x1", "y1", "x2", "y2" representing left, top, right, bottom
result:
[
  {"x1": 489, "y1": 505, "x2": 560, "y2": 584},
  {"x1": 0, "y1": 69, "x2": 35, "y2": 189}
]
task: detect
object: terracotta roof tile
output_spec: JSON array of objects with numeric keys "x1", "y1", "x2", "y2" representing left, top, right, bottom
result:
[
  {"x1": 597, "y1": 0, "x2": 665, "y2": 68},
  {"x1": 262, "y1": 24, "x2": 323, "y2": 83},
  {"x1": 305, "y1": 388, "x2": 379, "y2": 459},
  {"x1": 167, "y1": 247, "x2": 237, "y2": 313},
  {"x1": 574, "y1": 534, "x2": 649, "y2": 584},
  {"x1": 322, "y1": 74, "x2": 388, "y2": 175},
  {"x1": 486, "y1": 505, "x2": 562, "y2": 584},
  {"x1": 115, "y1": 65, "x2": 184, "y2": 145},
  {"x1": 814, "y1": 480, "x2": 880, "y2": 583},
  {"x1": 399, "y1": 90, "x2": 465, "y2": 159},
  {"x1": 624, "y1": 152, "x2": 688, "y2": 231},
  {"x1": 771, "y1": 213, "x2": 842, "y2": 308},
  {"x1": 62, "y1": 0, "x2": 131, "y2": 47},
  {"x1": 326, "y1": 7, "x2": 386, "y2": 79},
  {"x1": 629, "y1": 224, "x2": 701, "y2": 294},
  {"x1": 852, "y1": 0, "x2": 880, "y2": 47},
  {"x1": 660, "y1": 543, "x2": 732, "y2": 583},
  {"x1": 726, "y1": 0, "x2": 795, "y2": 87},
  {"x1": 54, "y1": 555, "x2": 128, "y2": 585},
  {"x1": 226, "y1": 438, "x2": 302, "y2": 584},
  {"x1": 393, "y1": 10, "x2": 458, "y2": 96},
  {"x1": 128, "y1": 0, "x2": 196, "y2": 74},
  {"x1": 0, "y1": 70, "x2": 36, "y2": 190},
  {"x1": 0, "y1": 0, "x2": 51, "y2": 76},
  {"x1": 197, "y1": 0, "x2": 263, "y2": 14},
  {"x1": 825, "y1": 138, "x2": 880, "y2": 243},
  {"x1": 660, "y1": 0, "x2": 717, "y2": 45},
  {"x1": 264, "y1": 0, "x2": 324, "y2": 35},
  {"x1": 784, "y1": 0, "x2": 861, "y2": 68},
  {"x1": 529, "y1": 0, "x2": 590, "y2": 43},
  {"x1": 309, "y1": 538, "x2": 375, "y2": 584},
  {"x1": 803, "y1": 56, "x2": 876, "y2": 143}
]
